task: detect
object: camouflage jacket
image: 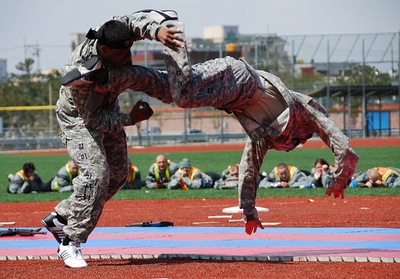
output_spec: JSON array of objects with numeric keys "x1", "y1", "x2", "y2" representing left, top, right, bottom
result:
[
  {"x1": 57, "y1": 10, "x2": 172, "y2": 134},
  {"x1": 237, "y1": 70, "x2": 359, "y2": 218}
]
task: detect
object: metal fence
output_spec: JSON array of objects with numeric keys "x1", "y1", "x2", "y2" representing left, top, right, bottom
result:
[
  {"x1": 0, "y1": 130, "x2": 248, "y2": 151},
  {"x1": 1, "y1": 32, "x2": 399, "y2": 151}
]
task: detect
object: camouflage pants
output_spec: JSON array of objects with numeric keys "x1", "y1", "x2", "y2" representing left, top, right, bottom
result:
[{"x1": 55, "y1": 126, "x2": 128, "y2": 243}]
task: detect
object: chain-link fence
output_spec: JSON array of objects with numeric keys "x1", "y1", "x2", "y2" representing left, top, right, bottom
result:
[{"x1": 1, "y1": 32, "x2": 399, "y2": 150}]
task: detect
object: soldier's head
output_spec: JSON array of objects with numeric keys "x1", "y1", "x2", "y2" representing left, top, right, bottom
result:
[
  {"x1": 367, "y1": 168, "x2": 380, "y2": 182},
  {"x1": 228, "y1": 165, "x2": 239, "y2": 177},
  {"x1": 277, "y1": 163, "x2": 289, "y2": 182},
  {"x1": 68, "y1": 159, "x2": 79, "y2": 176},
  {"x1": 87, "y1": 20, "x2": 134, "y2": 67},
  {"x1": 314, "y1": 158, "x2": 329, "y2": 172},
  {"x1": 156, "y1": 154, "x2": 168, "y2": 172},
  {"x1": 22, "y1": 162, "x2": 35, "y2": 177},
  {"x1": 179, "y1": 158, "x2": 192, "y2": 175}
]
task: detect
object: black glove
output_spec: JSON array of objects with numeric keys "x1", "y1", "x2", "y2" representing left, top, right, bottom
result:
[{"x1": 130, "y1": 100, "x2": 154, "y2": 124}]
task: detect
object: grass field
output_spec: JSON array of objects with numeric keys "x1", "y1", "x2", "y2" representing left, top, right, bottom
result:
[{"x1": 1, "y1": 146, "x2": 399, "y2": 202}]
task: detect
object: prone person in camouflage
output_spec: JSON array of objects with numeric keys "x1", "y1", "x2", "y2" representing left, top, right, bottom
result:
[
  {"x1": 41, "y1": 158, "x2": 80, "y2": 192},
  {"x1": 159, "y1": 14, "x2": 359, "y2": 236},
  {"x1": 7, "y1": 162, "x2": 43, "y2": 194},
  {"x1": 122, "y1": 159, "x2": 142, "y2": 189},
  {"x1": 167, "y1": 158, "x2": 214, "y2": 190},
  {"x1": 353, "y1": 167, "x2": 400, "y2": 188},
  {"x1": 41, "y1": 10, "x2": 183, "y2": 268},
  {"x1": 259, "y1": 163, "x2": 309, "y2": 188},
  {"x1": 145, "y1": 154, "x2": 179, "y2": 189}
]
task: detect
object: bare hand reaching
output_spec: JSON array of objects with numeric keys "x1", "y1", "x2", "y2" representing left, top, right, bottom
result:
[{"x1": 157, "y1": 26, "x2": 185, "y2": 52}]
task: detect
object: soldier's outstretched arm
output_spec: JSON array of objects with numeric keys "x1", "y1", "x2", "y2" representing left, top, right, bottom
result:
[{"x1": 306, "y1": 100, "x2": 359, "y2": 198}]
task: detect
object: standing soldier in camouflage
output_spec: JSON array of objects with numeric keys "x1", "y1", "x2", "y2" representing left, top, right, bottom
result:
[
  {"x1": 41, "y1": 10, "x2": 183, "y2": 268},
  {"x1": 160, "y1": 15, "x2": 359, "y2": 236}
]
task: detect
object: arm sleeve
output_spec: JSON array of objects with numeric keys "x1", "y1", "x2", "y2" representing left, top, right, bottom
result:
[
  {"x1": 65, "y1": 85, "x2": 132, "y2": 133},
  {"x1": 112, "y1": 10, "x2": 165, "y2": 42},
  {"x1": 8, "y1": 174, "x2": 23, "y2": 194},
  {"x1": 55, "y1": 177, "x2": 70, "y2": 188},
  {"x1": 67, "y1": 66, "x2": 171, "y2": 133},
  {"x1": 31, "y1": 174, "x2": 43, "y2": 193},
  {"x1": 111, "y1": 66, "x2": 173, "y2": 104},
  {"x1": 288, "y1": 170, "x2": 308, "y2": 188},
  {"x1": 306, "y1": 99, "x2": 359, "y2": 195},
  {"x1": 354, "y1": 172, "x2": 369, "y2": 183},
  {"x1": 258, "y1": 177, "x2": 274, "y2": 188},
  {"x1": 167, "y1": 172, "x2": 180, "y2": 189},
  {"x1": 133, "y1": 170, "x2": 142, "y2": 189},
  {"x1": 186, "y1": 171, "x2": 203, "y2": 189},
  {"x1": 145, "y1": 166, "x2": 157, "y2": 189},
  {"x1": 320, "y1": 172, "x2": 333, "y2": 188},
  {"x1": 55, "y1": 167, "x2": 72, "y2": 187},
  {"x1": 385, "y1": 174, "x2": 400, "y2": 187}
]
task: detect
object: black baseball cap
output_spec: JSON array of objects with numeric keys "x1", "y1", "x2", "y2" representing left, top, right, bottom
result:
[{"x1": 86, "y1": 20, "x2": 133, "y2": 49}]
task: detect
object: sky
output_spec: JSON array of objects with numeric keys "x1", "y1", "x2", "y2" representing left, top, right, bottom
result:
[{"x1": 0, "y1": 0, "x2": 399, "y2": 74}]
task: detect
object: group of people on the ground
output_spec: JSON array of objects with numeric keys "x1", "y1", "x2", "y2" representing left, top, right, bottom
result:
[
  {"x1": 7, "y1": 159, "x2": 80, "y2": 194},
  {"x1": 258, "y1": 159, "x2": 400, "y2": 189},
  {"x1": 6, "y1": 154, "x2": 219, "y2": 193},
  {"x1": 8, "y1": 155, "x2": 399, "y2": 194}
]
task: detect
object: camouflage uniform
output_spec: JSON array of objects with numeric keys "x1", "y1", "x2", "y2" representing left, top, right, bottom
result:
[
  {"x1": 167, "y1": 168, "x2": 213, "y2": 189},
  {"x1": 50, "y1": 162, "x2": 81, "y2": 192},
  {"x1": 162, "y1": 21, "x2": 359, "y2": 221},
  {"x1": 354, "y1": 167, "x2": 400, "y2": 187},
  {"x1": 55, "y1": 11, "x2": 173, "y2": 243},
  {"x1": 259, "y1": 166, "x2": 309, "y2": 188},
  {"x1": 8, "y1": 171, "x2": 43, "y2": 194},
  {"x1": 145, "y1": 161, "x2": 179, "y2": 189}
]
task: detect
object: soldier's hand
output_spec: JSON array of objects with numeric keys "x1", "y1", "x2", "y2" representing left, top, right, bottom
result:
[
  {"x1": 245, "y1": 219, "x2": 264, "y2": 235},
  {"x1": 157, "y1": 26, "x2": 185, "y2": 51},
  {"x1": 130, "y1": 100, "x2": 154, "y2": 124},
  {"x1": 325, "y1": 178, "x2": 347, "y2": 199},
  {"x1": 325, "y1": 187, "x2": 345, "y2": 198},
  {"x1": 27, "y1": 175, "x2": 35, "y2": 183},
  {"x1": 155, "y1": 182, "x2": 166, "y2": 189},
  {"x1": 365, "y1": 181, "x2": 373, "y2": 188}
]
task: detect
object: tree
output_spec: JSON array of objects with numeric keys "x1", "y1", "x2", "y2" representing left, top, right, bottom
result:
[
  {"x1": 0, "y1": 58, "x2": 61, "y2": 136},
  {"x1": 336, "y1": 63, "x2": 391, "y2": 86}
]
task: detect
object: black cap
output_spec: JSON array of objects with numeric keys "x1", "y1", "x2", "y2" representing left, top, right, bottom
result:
[{"x1": 86, "y1": 20, "x2": 133, "y2": 49}]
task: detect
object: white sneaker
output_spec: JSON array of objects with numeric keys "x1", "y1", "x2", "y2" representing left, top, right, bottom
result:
[{"x1": 58, "y1": 242, "x2": 87, "y2": 268}]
